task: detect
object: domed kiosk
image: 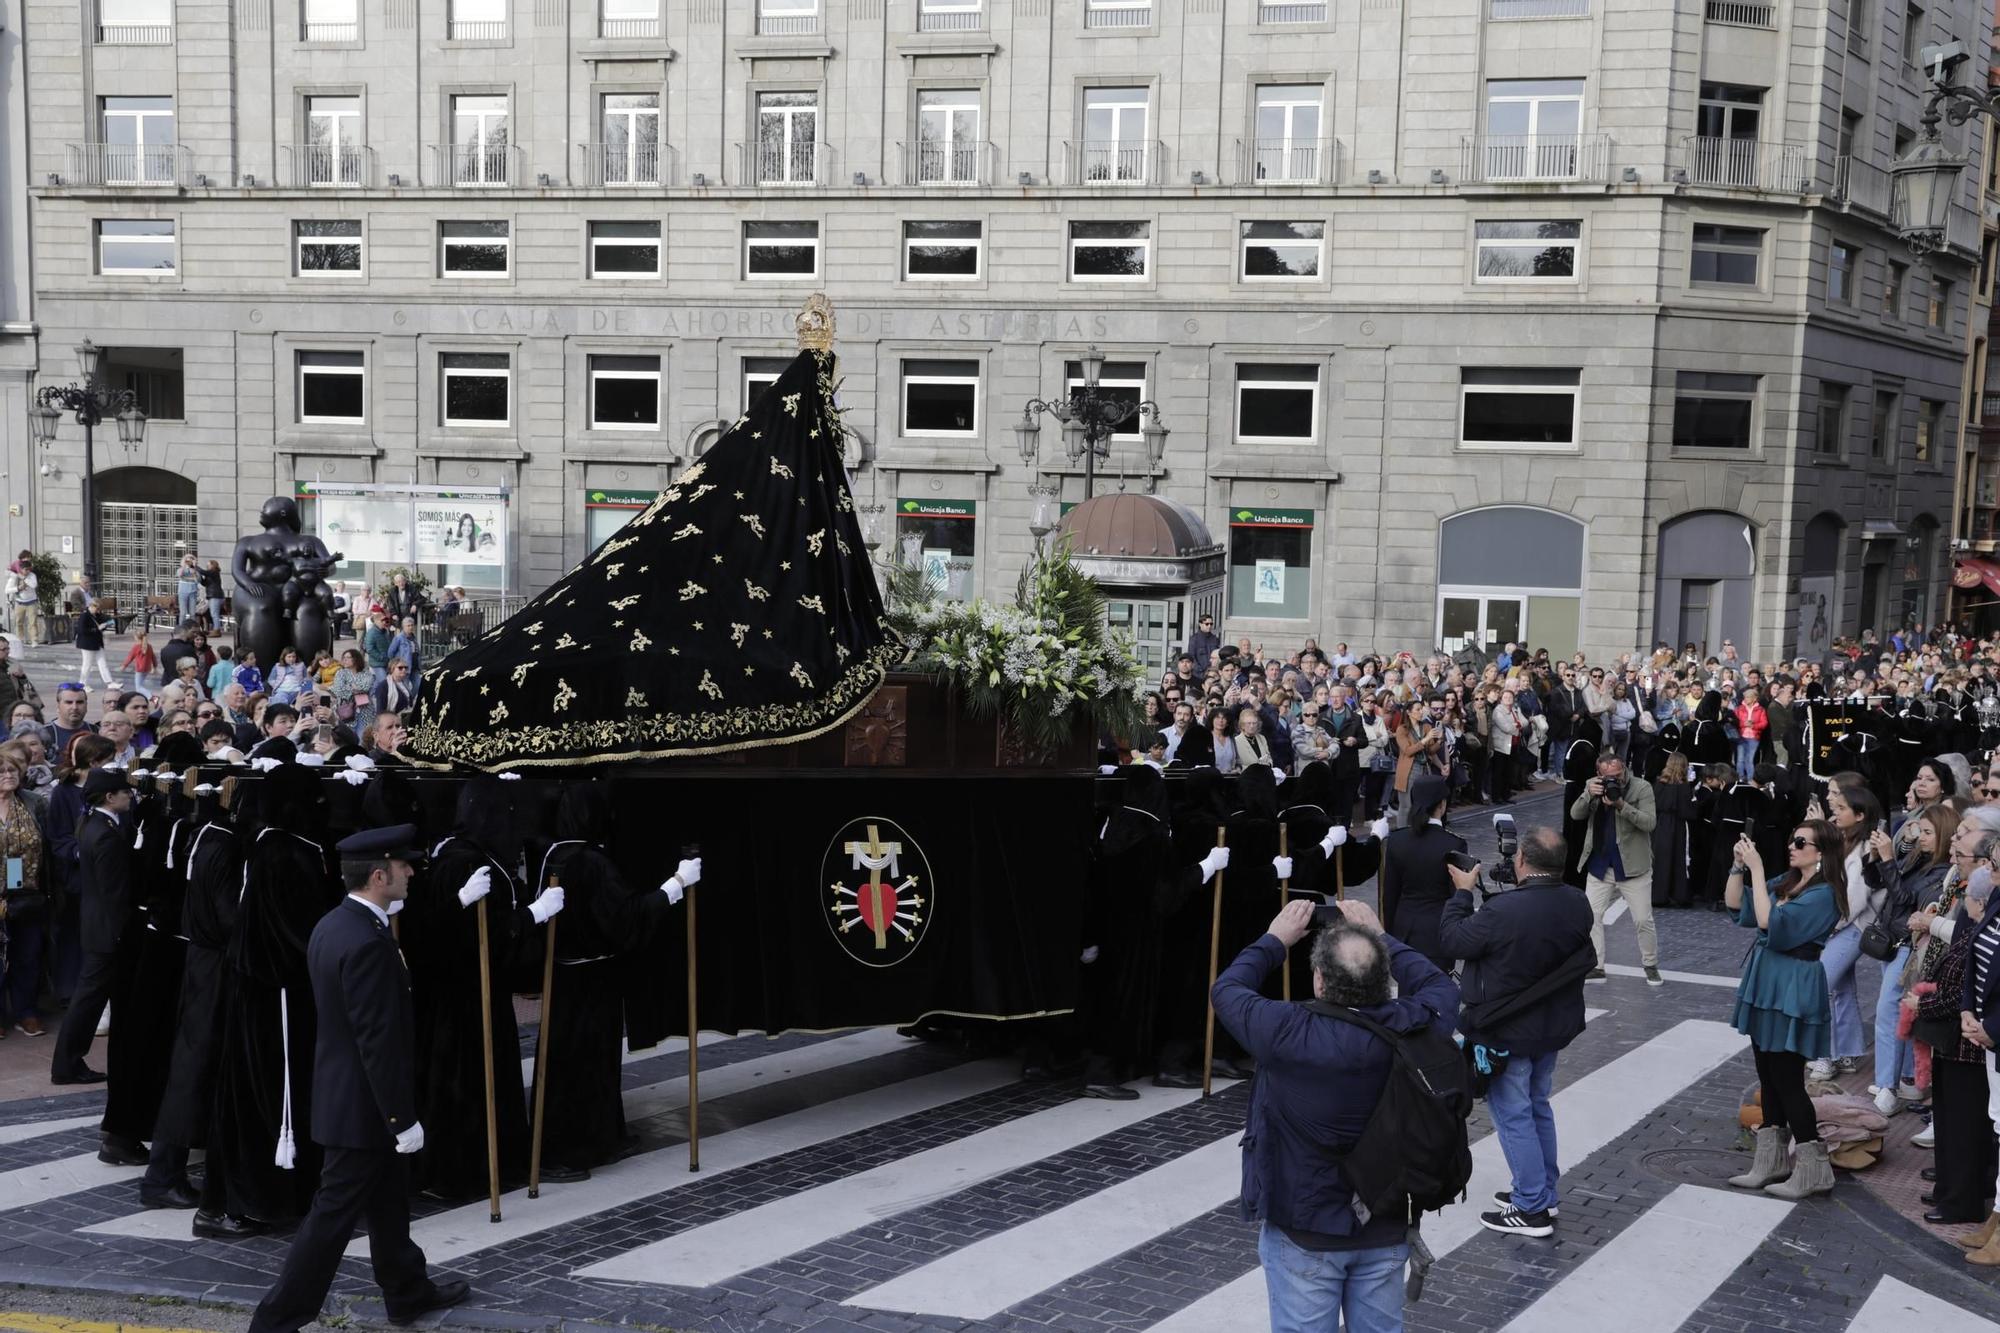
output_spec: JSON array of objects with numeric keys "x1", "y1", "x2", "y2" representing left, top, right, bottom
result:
[{"x1": 1055, "y1": 493, "x2": 1224, "y2": 673}]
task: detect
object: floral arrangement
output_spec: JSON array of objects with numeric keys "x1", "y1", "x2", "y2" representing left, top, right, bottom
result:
[{"x1": 885, "y1": 538, "x2": 1147, "y2": 753}]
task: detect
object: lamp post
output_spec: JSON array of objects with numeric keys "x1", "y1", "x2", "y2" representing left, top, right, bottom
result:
[
  {"x1": 1891, "y1": 41, "x2": 1981, "y2": 259},
  {"x1": 27, "y1": 338, "x2": 147, "y2": 588},
  {"x1": 1013, "y1": 344, "x2": 1168, "y2": 501}
]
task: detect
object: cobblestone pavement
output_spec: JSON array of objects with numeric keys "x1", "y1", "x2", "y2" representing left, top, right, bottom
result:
[{"x1": 2, "y1": 733, "x2": 2000, "y2": 1329}]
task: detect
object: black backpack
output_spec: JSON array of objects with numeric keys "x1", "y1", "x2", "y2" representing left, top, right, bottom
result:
[{"x1": 1310, "y1": 1002, "x2": 1474, "y2": 1219}]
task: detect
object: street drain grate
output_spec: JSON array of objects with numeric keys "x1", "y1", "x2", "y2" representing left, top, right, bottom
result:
[{"x1": 1640, "y1": 1146, "x2": 1747, "y2": 1186}]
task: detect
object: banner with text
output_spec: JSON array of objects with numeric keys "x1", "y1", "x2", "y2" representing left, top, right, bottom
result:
[
  {"x1": 314, "y1": 492, "x2": 412, "y2": 564},
  {"x1": 414, "y1": 496, "x2": 507, "y2": 567}
]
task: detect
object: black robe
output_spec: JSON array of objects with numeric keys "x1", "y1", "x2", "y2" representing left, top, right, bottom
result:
[
  {"x1": 1157, "y1": 770, "x2": 1233, "y2": 1073},
  {"x1": 1213, "y1": 769, "x2": 1283, "y2": 1064},
  {"x1": 1649, "y1": 781, "x2": 1692, "y2": 907},
  {"x1": 401, "y1": 836, "x2": 532, "y2": 1198},
  {"x1": 101, "y1": 798, "x2": 185, "y2": 1144},
  {"x1": 202, "y1": 827, "x2": 340, "y2": 1224},
  {"x1": 153, "y1": 818, "x2": 240, "y2": 1148}
]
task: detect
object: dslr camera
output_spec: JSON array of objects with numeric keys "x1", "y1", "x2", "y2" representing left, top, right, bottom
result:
[
  {"x1": 1599, "y1": 775, "x2": 1624, "y2": 807},
  {"x1": 1489, "y1": 812, "x2": 1519, "y2": 885}
]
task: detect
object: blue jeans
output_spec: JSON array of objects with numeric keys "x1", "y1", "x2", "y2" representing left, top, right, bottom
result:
[
  {"x1": 176, "y1": 586, "x2": 199, "y2": 625},
  {"x1": 1258, "y1": 1222, "x2": 1407, "y2": 1333},
  {"x1": 1734, "y1": 738, "x2": 1759, "y2": 782},
  {"x1": 1873, "y1": 945, "x2": 1917, "y2": 1089},
  {"x1": 1487, "y1": 1049, "x2": 1561, "y2": 1215},
  {"x1": 207, "y1": 597, "x2": 224, "y2": 628},
  {"x1": 1822, "y1": 924, "x2": 1867, "y2": 1061}
]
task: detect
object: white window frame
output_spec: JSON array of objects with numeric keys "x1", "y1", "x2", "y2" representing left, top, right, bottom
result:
[
  {"x1": 1472, "y1": 218, "x2": 1581, "y2": 284},
  {"x1": 901, "y1": 359, "x2": 981, "y2": 438},
  {"x1": 304, "y1": 95, "x2": 364, "y2": 186},
  {"x1": 99, "y1": 0, "x2": 171, "y2": 40},
  {"x1": 448, "y1": 0, "x2": 506, "y2": 36},
  {"x1": 1066, "y1": 359, "x2": 1147, "y2": 443},
  {"x1": 294, "y1": 219, "x2": 363, "y2": 275},
  {"x1": 440, "y1": 351, "x2": 512, "y2": 428},
  {"x1": 1239, "y1": 220, "x2": 1325, "y2": 282},
  {"x1": 440, "y1": 220, "x2": 511, "y2": 277},
  {"x1": 598, "y1": 0, "x2": 656, "y2": 36},
  {"x1": 1068, "y1": 220, "x2": 1150, "y2": 282},
  {"x1": 600, "y1": 92, "x2": 661, "y2": 186},
  {"x1": 902, "y1": 219, "x2": 982, "y2": 280},
  {"x1": 297, "y1": 350, "x2": 367, "y2": 425},
  {"x1": 1670, "y1": 371, "x2": 1759, "y2": 451},
  {"x1": 1082, "y1": 87, "x2": 1151, "y2": 182},
  {"x1": 587, "y1": 220, "x2": 660, "y2": 279},
  {"x1": 100, "y1": 96, "x2": 177, "y2": 184},
  {"x1": 743, "y1": 356, "x2": 790, "y2": 410},
  {"x1": 302, "y1": 0, "x2": 358, "y2": 38},
  {"x1": 97, "y1": 218, "x2": 177, "y2": 276},
  {"x1": 916, "y1": 89, "x2": 983, "y2": 185},
  {"x1": 1458, "y1": 371, "x2": 1581, "y2": 452},
  {"x1": 1233, "y1": 364, "x2": 1320, "y2": 446},
  {"x1": 1252, "y1": 85, "x2": 1323, "y2": 184},
  {"x1": 588, "y1": 354, "x2": 663, "y2": 432},
  {"x1": 743, "y1": 221, "x2": 820, "y2": 280},
  {"x1": 451, "y1": 93, "x2": 510, "y2": 186},
  {"x1": 1689, "y1": 223, "x2": 1764, "y2": 288},
  {"x1": 756, "y1": 91, "x2": 819, "y2": 186}
]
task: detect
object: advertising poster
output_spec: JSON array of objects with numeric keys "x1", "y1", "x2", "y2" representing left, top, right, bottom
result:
[
  {"x1": 315, "y1": 493, "x2": 411, "y2": 564},
  {"x1": 415, "y1": 496, "x2": 507, "y2": 567},
  {"x1": 1796, "y1": 576, "x2": 1837, "y2": 661},
  {"x1": 1254, "y1": 558, "x2": 1286, "y2": 604}
]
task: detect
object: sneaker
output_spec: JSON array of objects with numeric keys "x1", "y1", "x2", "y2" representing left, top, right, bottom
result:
[
  {"x1": 1493, "y1": 1190, "x2": 1559, "y2": 1218},
  {"x1": 1896, "y1": 1081, "x2": 1925, "y2": 1102},
  {"x1": 1871, "y1": 1085, "x2": 1900, "y2": 1116},
  {"x1": 1479, "y1": 1204, "x2": 1555, "y2": 1238},
  {"x1": 1644, "y1": 966, "x2": 1664, "y2": 987},
  {"x1": 16, "y1": 1017, "x2": 44, "y2": 1037},
  {"x1": 1587, "y1": 967, "x2": 1607, "y2": 981},
  {"x1": 1914, "y1": 1120, "x2": 1936, "y2": 1148},
  {"x1": 1836, "y1": 1056, "x2": 1862, "y2": 1074},
  {"x1": 1806, "y1": 1059, "x2": 1836, "y2": 1082}
]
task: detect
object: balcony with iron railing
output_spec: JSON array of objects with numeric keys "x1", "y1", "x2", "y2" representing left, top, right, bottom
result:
[
  {"x1": 446, "y1": 17, "x2": 506, "y2": 37},
  {"x1": 736, "y1": 139, "x2": 828, "y2": 186},
  {"x1": 1458, "y1": 133, "x2": 1610, "y2": 183},
  {"x1": 755, "y1": 7, "x2": 818, "y2": 35},
  {"x1": 1063, "y1": 139, "x2": 1166, "y2": 185},
  {"x1": 96, "y1": 20, "x2": 171, "y2": 42},
  {"x1": 64, "y1": 142, "x2": 194, "y2": 187},
  {"x1": 1830, "y1": 155, "x2": 1893, "y2": 217},
  {"x1": 1704, "y1": 0, "x2": 1776, "y2": 26},
  {"x1": 1677, "y1": 137, "x2": 1813, "y2": 193},
  {"x1": 1256, "y1": 0, "x2": 1327, "y2": 20},
  {"x1": 1488, "y1": 0, "x2": 1589, "y2": 16},
  {"x1": 576, "y1": 140, "x2": 677, "y2": 187},
  {"x1": 301, "y1": 17, "x2": 359, "y2": 39},
  {"x1": 1981, "y1": 392, "x2": 2000, "y2": 421},
  {"x1": 916, "y1": 0, "x2": 982, "y2": 29},
  {"x1": 433, "y1": 143, "x2": 523, "y2": 187},
  {"x1": 898, "y1": 140, "x2": 997, "y2": 186},
  {"x1": 280, "y1": 142, "x2": 379, "y2": 188},
  {"x1": 1083, "y1": 0, "x2": 1151, "y2": 26},
  {"x1": 1234, "y1": 137, "x2": 1340, "y2": 185},
  {"x1": 598, "y1": 15, "x2": 658, "y2": 36}
]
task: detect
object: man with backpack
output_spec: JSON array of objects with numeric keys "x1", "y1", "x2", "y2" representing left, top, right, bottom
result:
[
  {"x1": 1441, "y1": 825, "x2": 1596, "y2": 1240},
  {"x1": 1211, "y1": 895, "x2": 1462, "y2": 1333}
]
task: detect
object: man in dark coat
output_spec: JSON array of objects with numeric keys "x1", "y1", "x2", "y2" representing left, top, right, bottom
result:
[
  {"x1": 1319, "y1": 685, "x2": 1366, "y2": 825},
  {"x1": 51, "y1": 768, "x2": 136, "y2": 1095},
  {"x1": 1375, "y1": 773, "x2": 1465, "y2": 970},
  {"x1": 245, "y1": 824, "x2": 469, "y2": 1333}
]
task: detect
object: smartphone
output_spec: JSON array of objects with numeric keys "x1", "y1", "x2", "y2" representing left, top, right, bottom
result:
[{"x1": 1445, "y1": 851, "x2": 1480, "y2": 874}]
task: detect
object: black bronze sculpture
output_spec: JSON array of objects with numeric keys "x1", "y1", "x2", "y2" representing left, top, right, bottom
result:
[{"x1": 232, "y1": 496, "x2": 342, "y2": 668}]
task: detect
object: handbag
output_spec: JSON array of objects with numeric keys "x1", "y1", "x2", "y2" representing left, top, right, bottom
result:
[
  {"x1": 336, "y1": 693, "x2": 357, "y2": 722},
  {"x1": 1638, "y1": 707, "x2": 1659, "y2": 735},
  {"x1": 1858, "y1": 919, "x2": 1900, "y2": 961}
]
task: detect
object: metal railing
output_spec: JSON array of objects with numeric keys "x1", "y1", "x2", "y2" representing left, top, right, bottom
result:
[
  {"x1": 64, "y1": 141, "x2": 194, "y2": 187},
  {"x1": 301, "y1": 18, "x2": 358, "y2": 38},
  {"x1": 96, "y1": 21, "x2": 171, "y2": 42},
  {"x1": 755, "y1": 8, "x2": 818, "y2": 34},
  {"x1": 598, "y1": 15, "x2": 657, "y2": 35},
  {"x1": 1257, "y1": 0, "x2": 1326, "y2": 20},
  {"x1": 1489, "y1": 0, "x2": 1588, "y2": 15},
  {"x1": 1063, "y1": 138, "x2": 1165, "y2": 184},
  {"x1": 446, "y1": 17, "x2": 506, "y2": 37},
  {"x1": 737, "y1": 138, "x2": 826, "y2": 185},
  {"x1": 1830, "y1": 154, "x2": 1893, "y2": 216},
  {"x1": 576, "y1": 140, "x2": 677, "y2": 186},
  {"x1": 898, "y1": 139, "x2": 995, "y2": 186},
  {"x1": 1084, "y1": 0, "x2": 1151, "y2": 25},
  {"x1": 1458, "y1": 132, "x2": 1609, "y2": 183},
  {"x1": 917, "y1": 2, "x2": 982, "y2": 29},
  {"x1": 1678, "y1": 136, "x2": 1812, "y2": 192},
  {"x1": 1704, "y1": 0, "x2": 1775, "y2": 26},
  {"x1": 1981, "y1": 392, "x2": 2000, "y2": 420},
  {"x1": 281, "y1": 142, "x2": 378, "y2": 188},
  {"x1": 1234, "y1": 137, "x2": 1339, "y2": 185},
  {"x1": 434, "y1": 142, "x2": 522, "y2": 186},
  {"x1": 414, "y1": 596, "x2": 530, "y2": 662}
]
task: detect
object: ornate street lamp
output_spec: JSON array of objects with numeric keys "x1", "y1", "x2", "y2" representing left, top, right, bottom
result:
[
  {"x1": 1013, "y1": 344, "x2": 1168, "y2": 500},
  {"x1": 30, "y1": 338, "x2": 148, "y2": 586},
  {"x1": 1892, "y1": 42, "x2": 1982, "y2": 259}
]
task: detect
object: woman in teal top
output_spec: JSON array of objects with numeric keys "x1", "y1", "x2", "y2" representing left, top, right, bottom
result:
[{"x1": 1724, "y1": 819, "x2": 1845, "y2": 1202}]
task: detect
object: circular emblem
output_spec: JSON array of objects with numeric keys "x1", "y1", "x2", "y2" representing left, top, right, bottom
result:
[
  {"x1": 1954, "y1": 564, "x2": 1983, "y2": 589},
  {"x1": 822, "y1": 816, "x2": 933, "y2": 968}
]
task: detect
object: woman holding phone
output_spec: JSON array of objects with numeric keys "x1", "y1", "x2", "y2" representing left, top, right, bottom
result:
[
  {"x1": 1804, "y1": 775, "x2": 1886, "y2": 1081},
  {"x1": 1725, "y1": 821, "x2": 1844, "y2": 1198}
]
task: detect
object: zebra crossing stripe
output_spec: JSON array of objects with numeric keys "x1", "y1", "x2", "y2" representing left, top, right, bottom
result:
[
  {"x1": 0, "y1": 1153, "x2": 139, "y2": 1215},
  {"x1": 1844, "y1": 1275, "x2": 2000, "y2": 1332},
  {"x1": 519, "y1": 1028, "x2": 737, "y2": 1085},
  {"x1": 573, "y1": 1081, "x2": 1210, "y2": 1288},
  {"x1": 1145, "y1": 1019, "x2": 1748, "y2": 1333},
  {"x1": 1497, "y1": 1184, "x2": 1789, "y2": 1331},
  {"x1": 0, "y1": 1114, "x2": 102, "y2": 1147}
]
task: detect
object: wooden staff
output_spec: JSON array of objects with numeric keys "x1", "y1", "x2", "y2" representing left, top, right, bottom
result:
[
  {"x1": 1201, "y1": 826, "x2": 1228, "y2": 1099},
  {"x1": 1277, "y1": 825, "x2": 1291, "y2": 1002},
  {"x1": 527, "y1": 875, "x2": 558, "y2": 1199},
  {"x1": 686, "y1": 874, "x2": 701, "y2": 1172},
  {"x1": 475, "y1": 897, "x2": 501, "y2": 1223},
  {"x1": 1335, "y1": 842, "x2": 1346, "y2": 902}
]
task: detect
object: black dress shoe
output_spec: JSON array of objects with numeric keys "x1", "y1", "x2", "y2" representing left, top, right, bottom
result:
[
  {"x1": 536, "y1": 1162, "x2": 591, "y2": 1184},
  {"x1": 1923, "y1": 1167, "x2": 1939, "y2": 1182},
  {"x1": 192, "y1": 1210, "x2": 270, "y2": 1239},
  {"x1": 1151, "y1": 1070, "x2": 1202, "y2": 1089},
  {"x1": 1922, "y1": 1191, "x2": 1938, "y2": 1206},
  {"x1": 1082, "y1": 1082, "x2": 1140, "y2": 1101},
  {"x1": 98, "y1": 1138, "x2": 148, "y2": 1167},
  {"x1": 51, "y1": 1065, "x2": 107, "y2": 1085},
  {"x1": 141, "y1": 1183, "x2": 201, "y2": 1210},
  {"x1": 386, "y1": 1277, "x2": 470, "y2": 1325},
  {"x1": 1928, "y1": 1209, "x2": 1982, "y2": 1225}
]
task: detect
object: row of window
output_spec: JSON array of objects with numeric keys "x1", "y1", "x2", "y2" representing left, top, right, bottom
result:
[
  {"x1": 1812, "y1": 381, "x2": 1949, "y2": 464},
  {"x1": 1827, "y1": 238, "x2": 1954, "y2": 328}
]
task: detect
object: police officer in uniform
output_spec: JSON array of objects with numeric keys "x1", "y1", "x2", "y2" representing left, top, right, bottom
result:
[{"x1": 245, "y1": 824, "x2": 470, "y2": 1332}]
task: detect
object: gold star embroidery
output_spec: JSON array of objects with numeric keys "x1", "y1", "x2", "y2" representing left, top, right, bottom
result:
[
  {"x1": 733, "y1": 490, "x2": 746, "y2": 501},
  {"x1": 741, "y1": 514, "x2": 766, "y2": 539},
  {"x1": 679, "y1": 581, "x2": 707, "y2": 601},
  {"x1": 511, "y1": 662, "x2": 535, "y2": 685},
  {"x1": 751, "y1": 430, "x2": 762, "y2": 439},
  {"x1": 782, "y1": 391, "x2": 801, "y2": 416},
  {"x1": 744, "y1": 580, "x2": 769, "y2": 602},
  {"x1": 668, "y1": 646, "x2": 680, "y2": 656},
  {"x1": 713, "y1": 554, "x2": 724, "y2": 564},
  {"x1": 611, "y1": 594, "x2": 642, "y2": 610},
  {"x1": 479, "y1": 684, "x2": 490, "y2": 696},
  {"x1": 806, "y1": 529, "x2": 826, "y2": 556},
  {"x1": 639, "y1": 565, "x2": 650, "y2": 574},
  {"x1": 676, "y1": 460, "x2": 708, "y2": 485},
  {"x1": 613, "y1": 619, "x2": 624, "y2": 628},
  {"x1": 770, "y1": 458, "x2": 794, "y2": 479},
  {"x1": 781, "y1": 560, "x2": 792, "y2": 571},
  {"x1": 594, "y1": 535, "x2": 639, "y2": 564},
  {"x1": 553, "y1": 679, "x2": 577, "y2": 712},
  {"x1": 625, "y1": 687, "x2": 648, "y2": 708},
  {"x1": 671, "y1": 523, "x2": 702, "y2": 541},
  {"x1": 744, "y1": 665, "x2": 755, "y2": 676},
  {"x1": 698, "y1": 670, "x2": 723, "y2": 701},
  {"x1": 490, "y1": 701, "x2": 510, "y2": 723},
  {"x1": 691, "y1": 620, "x2": 704, "y2": 630},
  {"x1": 798, "y1": 594, "x2": 826, "y2": 616},
  {"x1": 762, "y1": 629, "x2": 774, "y2": 639},
  {"x1": 630, "y1": 629, "x2": 652, "y2": 652},
  {"x1": 789, "y1": 662, "x2": 814, "y2": 690},
  {"x1": 730, "y1": 623, "x2": 750, "y2": 648},
  {"x1": 809, "y1": 428, "x2": 820, "y2": 439}
]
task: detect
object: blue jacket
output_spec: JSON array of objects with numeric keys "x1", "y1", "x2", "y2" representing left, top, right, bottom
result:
[
  {"x1": 1212, "y1": 932, "x2": 1459, "y2": 1238},
  {"x1": 1440, "y1": 876, "x2": 1594, "y2": 1058}
]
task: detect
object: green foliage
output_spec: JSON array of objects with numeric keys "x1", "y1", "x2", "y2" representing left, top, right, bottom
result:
[
  {"x1": 24, "y1": 551, "x2": 63, "y2": 614},
  {"x1": 373, "y1": 566, "x2": 433, "y2": 605}
]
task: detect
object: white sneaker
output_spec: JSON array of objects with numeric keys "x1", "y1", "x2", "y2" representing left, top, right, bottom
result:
[
  {"x1": 1870, "y1": 1085, "x2": 1900, "y2": 1116},
  {"x1": 1806, "y1": 1059, "x2": 1835, "y2": 1082},
  {"x1": 1896, "y1": 1081, "x2": 1925, "y2": 1102},
  {"x1": 1913, "y1": 1120, "x2": 1936, "y2": 1148}
]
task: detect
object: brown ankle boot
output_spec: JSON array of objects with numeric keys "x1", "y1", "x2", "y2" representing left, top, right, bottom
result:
[
  {"x1": 1959, "y1": 1212, "x2": 2000, "y2": 1251},
  {"x1": 1967, "y1": 1220, "x2": 2000, "y2": 1266}
]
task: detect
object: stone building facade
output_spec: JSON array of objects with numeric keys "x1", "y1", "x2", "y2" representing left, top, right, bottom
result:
[{"x1": 14, "y1": 0, "x2": 1989, "y2": 662}]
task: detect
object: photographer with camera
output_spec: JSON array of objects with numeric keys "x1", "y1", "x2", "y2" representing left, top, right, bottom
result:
[
  {"x1": 1441, "y1": 828, "x2": 1595, "y2": 1238},
  {"x1": 1211, "y1": 896, "x2": 1460, "y2": 1333},
  {"x1": 1571, "y1": 753, "x2": 1662, "y2": 985}
]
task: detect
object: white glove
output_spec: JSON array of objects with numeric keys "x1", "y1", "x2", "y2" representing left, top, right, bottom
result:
[
  {"x1": 1080, "y1": 945, "x2": 1100, "y2": 965},
  {"x1": 129, "y1": 768, "x2": 153, "y2": 781},
  {"x1": 457, "y1": 866, "x2": 493, "y2": 909},
  {"x1": 387, "y1": 898, "x2": 404, "y2": 917},
  {"x1": 1369, "y1": 817, "x2": 1390, "y2": 842},
  {"x1": 337, "y1": 769, "x2": 369, "y2": 786},
  {"x1": 1272, "y1": 855, "x2": 1294, "y2": 880},
  {"x1": 528, "y1": 882, "x2": 565, "y2": 924},
  {"x1": 344, "y1": 754, "x2": 376, "y2": 771},
  {"x1": 498, "y1": 771, "x2": 523, "y2": 781},
  {"x1": 297, "y1": 752, "x2": 327, "y2": 767},
  {"x1": 394, "y1": 1121, "x2": 425, "y2": 1154},
  {"x1": 1099, "y1": 764, "x2": 1118, "y2": 776},
  {"x1": 1273, "y1": 770, "x2": 1286, "y2": 785},
  {"x1": 250, "y1": 757, "x2": 282, "y2": 773},
  {"x1": 1198, "y1": 846, "x2": 1231, "y2": 883},
  {"x1": 1328, "y1": 824, "x2": 1349, "y2": 849},
  {"x1": 674, "y1": 857, "x2": 702, "y2": 888}
]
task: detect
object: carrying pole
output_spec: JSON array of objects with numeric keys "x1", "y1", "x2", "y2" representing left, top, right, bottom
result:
[
  {"x1": 527, "y1": 876, "x2": 558, "y2": 1199},
  {"x1": 1201, "y1": 826, "x2": 1228, "y2": 1099},
  {"x1": 1336, "y1": 844, "x2": 1346, "y2": 902},
  {"x1": 475, "y1": 897, "x2": 502, "y2": 1223},
  {"x1": 1277, "y1": 825, "x2": 1291, "y2": 1002},
  {"x1": 686, "y1": 876, "x2": 701, "y2": 1172}
]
